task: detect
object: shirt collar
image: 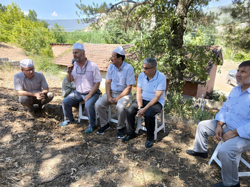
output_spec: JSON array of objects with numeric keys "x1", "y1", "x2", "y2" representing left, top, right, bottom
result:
[
  {"x1": 143, "y1": 70, "x2": 159, "y2": 81},
  {"x1": 115, "y1": 61, "x2": 126, "y2": 71},
  {"x1": 75, "y1": 59, "x2": 89, "y2": 69},
  {"x1": 21, "y1": 71, "x2": 35, "y2": 80}
]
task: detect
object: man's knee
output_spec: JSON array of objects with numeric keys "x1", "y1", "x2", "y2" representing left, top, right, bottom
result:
[
  {"x1": 218, "y1": 145, "x2": 236, "y2": 161},
  {"x1": 47, "y1": 92, "x2": 54, "y2": 100},
  {"x1": 116, "y1": 103, "x2": 125, "y2": 112},
  {"x1": 19, "y1": 96, "x2": 33, "y2": 106}
]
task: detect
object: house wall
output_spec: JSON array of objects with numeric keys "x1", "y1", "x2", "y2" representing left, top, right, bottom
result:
[
  {"x1": 182, "y1": 82, "x2": 198, "y2": 97},
  {"x1": 196, "y1": 64, "x2": 217, "y2": 98},
  {"x1": 166, "y1": 79, "x2": 198, "y2": 96}
]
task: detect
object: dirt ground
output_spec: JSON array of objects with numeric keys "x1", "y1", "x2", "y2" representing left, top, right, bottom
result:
[{"x1": 0, "y1": 44, "x2": 250, "y2": 187}]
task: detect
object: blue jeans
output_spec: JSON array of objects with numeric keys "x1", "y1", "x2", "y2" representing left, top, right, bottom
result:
[{"x1": 62, "y1": 90, "x2": 100, "y2": 127}]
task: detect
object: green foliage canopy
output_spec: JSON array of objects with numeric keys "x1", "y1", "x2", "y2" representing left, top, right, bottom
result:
[{"x1": 0, "y1": 3, "x2": 55, "y2": 56}]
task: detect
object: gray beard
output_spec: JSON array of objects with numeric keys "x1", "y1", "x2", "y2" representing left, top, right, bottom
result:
[{"x1": 237, "y1": 75, "x2": 250, "y2": 86}]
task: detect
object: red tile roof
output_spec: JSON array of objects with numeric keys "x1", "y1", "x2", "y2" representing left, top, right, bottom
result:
[{"x1": 51, "y1": 43, "x2": 132, "y2": 72}]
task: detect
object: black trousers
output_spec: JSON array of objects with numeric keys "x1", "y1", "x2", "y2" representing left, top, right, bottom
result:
[{"x1": 126, "y1": 99, "x2": 162, "y2": 141}]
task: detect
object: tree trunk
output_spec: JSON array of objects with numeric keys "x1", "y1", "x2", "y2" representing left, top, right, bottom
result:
[{"x1": 168, "y1": 0, "x2": 193, "y2": 93}]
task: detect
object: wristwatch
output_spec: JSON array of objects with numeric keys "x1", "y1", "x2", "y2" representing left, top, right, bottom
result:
[{"x1": 138, "y1": 107, "x2": 142, "y2": 109}]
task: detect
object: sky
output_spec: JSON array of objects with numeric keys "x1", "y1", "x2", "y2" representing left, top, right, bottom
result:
[{"x1": 1, "y1": 0, "x2": 231, "y2": 20}]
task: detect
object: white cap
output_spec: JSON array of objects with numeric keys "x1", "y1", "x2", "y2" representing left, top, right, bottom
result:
[
  {"x1": 20, "y1": 59, "x2": 33, "y2": 68},
  {"x1": 73, "y1": 43, "x2": 85, "y2": 50},
  {"x1": 113, "y1": 46, "x2": 125, "y2": 56}
]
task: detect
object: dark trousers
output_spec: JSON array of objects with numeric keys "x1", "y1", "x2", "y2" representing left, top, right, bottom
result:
[
  {"x1": 126, "y1": 99, "x2": 162, "y2": 140},
  {"x1": 19, "y1": 92, "x2": 54, "y2": 111}
]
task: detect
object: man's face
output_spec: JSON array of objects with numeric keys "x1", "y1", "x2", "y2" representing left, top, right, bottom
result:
[
  {"x1": 21, "y1": 66, "x2": 35, "y2": 79},
  {"x1": 142, "y1": 63, "x2": 156, "y2": 77},
  {"x1": 111, "y1": 52, "x2": 121, "y2": 65},
  {"x1": 236, "y1": 66, "x2": 250, "y2": 87},
  {"x1": 73, "y1": 49, "x2": 85, "y2": 62}
]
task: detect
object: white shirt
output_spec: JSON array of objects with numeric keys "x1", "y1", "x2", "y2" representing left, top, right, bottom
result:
[
  {"x1": 137, "y1": 70, "x2": 167, "y2": 107},
  {"x1": 215, "y1": 86, "x2": 250, "y2": 139},
  {"x1": 106, "y1": 61, "x2": 135, "y2": 92},
  {"x1": 71, "y1": 59, "x2": 102, "y2": 94}
]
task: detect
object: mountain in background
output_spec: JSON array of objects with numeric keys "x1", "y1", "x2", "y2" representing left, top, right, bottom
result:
[
  {"x1": 40, "y1": 19, "x2": 90, "y2": 32},
  {"x1": 41, "y1": 4, "x2": 233, "y2": 32}
]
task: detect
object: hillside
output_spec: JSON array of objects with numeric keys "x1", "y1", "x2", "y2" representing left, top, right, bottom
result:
[{"x1": 40, "y1": 19, "x2": 90, "y2": 32}]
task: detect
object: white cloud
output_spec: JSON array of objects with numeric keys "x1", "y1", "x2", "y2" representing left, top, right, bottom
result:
[
  {"x1": 22, "y1": 10, "x2": 29, "y2": 16},
  {"x1": 51, "y1": 11, "x2": 58, "y2": 17}
]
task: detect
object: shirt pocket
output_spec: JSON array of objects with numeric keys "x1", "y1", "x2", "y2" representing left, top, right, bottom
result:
[
  {"x1": 240, "y1": 104, "x2": 250, "y2": 119},
  {"x1": 119, "y1": 77, "x2": 126, "y2": 85}
]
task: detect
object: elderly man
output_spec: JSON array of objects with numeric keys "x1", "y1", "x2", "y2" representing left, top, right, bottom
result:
[
  {"x1": 186, "y1": 61, "x2": 250, "y2": 187},
  {"x1": 14, "y1": 59, "x2": 54, "y2": 117},
  {"x1": 95, "y1": 46, "x2": 135, "y2": 138},
  {"x1": 60, "y1": 43, "x2": 102, "y2": 134},
  {"x1": 122, "y1": 58, "x2": 166, "y2": 148}
]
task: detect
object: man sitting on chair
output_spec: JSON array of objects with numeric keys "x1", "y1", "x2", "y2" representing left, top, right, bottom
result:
[
  {"x1": 186, "y1": 60, "x2": 250, "y2": 187},
  {"x1": 122, "y1": 58, "x2": 166, "y2": 148},
  {"x1": 95, "y1": 46, "x2": 135, "y2": 139},
  {"x1": 60, "y1": 43, "x2": 102, "y2": 134}
]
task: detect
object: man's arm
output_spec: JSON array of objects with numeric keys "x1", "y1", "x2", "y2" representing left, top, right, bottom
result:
[
  {"x1": 106, "y1": 79, "x2": 112, "y2": 102},
  {"x1": 84, "y1": 82, "x2": 100, "y2": 102},
  {"x1": 16, "y1": 90, "x2": 44, "y2": 100},
  {"x1": 137, "y1": 90, "x2": 164, "y2": 116},
  {"x1": 136, "y1": 87, "x2": 143, "y2": 108},
  {"x1": 111, "y1": 85, "x2": 133, "y2": 103},
  {"x1": 42, "y1": 87, "x2": 49, "y2": 94}
]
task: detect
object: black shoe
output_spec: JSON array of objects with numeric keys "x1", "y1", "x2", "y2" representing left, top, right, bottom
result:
[
  {"x1": 117, "y1": 127, "x2": 126, "y2": 139},
  {"x1": 145, "y1": 140, "x2": 154, "y2": 148},
  {"x1": 97, "y1": 123, "x2": 110, "y2": 134},
  {"x1": 186, "y1": 150, "x2": 208, "y2": 158},
  {"x1": 122, "y1": 133, "x2": 136, "y2": 142},
  {"x1": 214, "y1": 182, "x2": 240, "y2": 187}
]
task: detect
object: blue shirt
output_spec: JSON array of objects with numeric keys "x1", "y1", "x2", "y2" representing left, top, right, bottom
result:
[
  {"x1": 106, "y1": 61, "x2": 135, "y2": 92},
  {"x1": 137, "y1": 70, "x2": 167, "y2": 107},
  {"x1": 215, "y1": 86, "x2": 250, "y2": 139}
]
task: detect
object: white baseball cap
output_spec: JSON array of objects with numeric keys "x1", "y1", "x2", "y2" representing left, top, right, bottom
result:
[
  {"x1": 113, "y1": 46, "x2": 125, "y2": 55},
  {"x1": 20, "y1": 59, "x2": 34, "y2": 68},
  {"x1": 73, "y1": 43, "x2": 85, "y2": 50}
]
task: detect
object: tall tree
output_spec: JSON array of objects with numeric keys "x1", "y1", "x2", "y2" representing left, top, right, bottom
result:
[
  {"x1": 221, "y1": 0, "x2": 250, "y2": 52},
  {"x1": 51, "y1": 23, "x2": 67, "y2": 43},
  {"x1": 76, "y1": 0, "x2": 221, "y2": 103},
  {"x1": 28, "y1": 9, "x2": 38, "y2": 22}
]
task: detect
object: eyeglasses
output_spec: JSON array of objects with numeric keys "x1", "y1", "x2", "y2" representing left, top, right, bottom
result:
[
  {"x1": 142, "y1": 66, "x2": 153, "y2": 70},
  {"x1": 76, "y1": 61, "x2": 88, "y2": 75},
  {"x1": 22, "y1": 67, "x2": 35, "y2": 72}
]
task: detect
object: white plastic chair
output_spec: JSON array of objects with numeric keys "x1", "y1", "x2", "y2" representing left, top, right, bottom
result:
[
  {"x1": 136, "y1": 109, "x2": 165, "y2": 140},
  {"x1": 108, "y1": 105, "x2": 118, "y2": 124},
  {"x1": 78, "y1": 101, "x2": 98, "y2": 124},
  {"x1": 208, "y1": 140, "x2": 250, "y2": 177}
]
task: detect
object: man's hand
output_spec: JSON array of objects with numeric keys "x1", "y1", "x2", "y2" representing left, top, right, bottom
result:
[
  {"x1": 35, "y1": 92, "x2": 45, "y2": 100},
  {"x1": 107, "y1": 96, "x2": 113, "y2": 103},
  {"x1": 222, "y1": 129, "x2": 238, "y2": 142},
  {"x1": 110, "y1": 97, "x2": 118, "y2": 104},
  {"x1": 67, "y1": 64, "x2": 74, "y2": 73},
  {"x1": 215, "y1": 125, "x2": 223, "y2": 141},
  {"x1": 137, "y1": 108, "x2": 146, "y2": 117},
  {"x1": 84, "y1": 94, "x2": 91, "y2": 102}
]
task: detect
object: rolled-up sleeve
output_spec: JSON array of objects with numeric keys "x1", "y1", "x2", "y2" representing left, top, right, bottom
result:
[
  {"x1": 137, "y1": 73, "x2": 143, "y2": 88},
  {"x1": 156, "y1": 76, "x2": 166, "y2": 91},
  {"x1": 237, "y1": 123, "x2": 250, "y2": 139},
  {"x1": 126, "y1": 66, "x2": 135, "y2": 86},
  {"x1": 93, "y1": 64, "x2": 102, "y2": 83},
  {"x1": 106, "y1": 65, "x2": 112, "y2": 80},
  {"x1": 14, "y1": 74, "x2": 23, "y2": 91},
  {"x1": 40, "y1": 73, "x2": 49, "y2": 89}
]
